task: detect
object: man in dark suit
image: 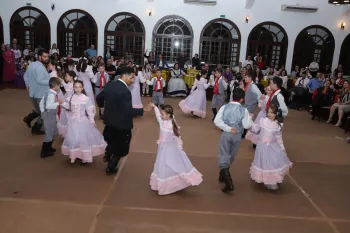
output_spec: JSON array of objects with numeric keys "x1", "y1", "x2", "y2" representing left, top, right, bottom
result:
[{"x1": 96, "y1": 67, "x2": 144, "y2": 175}]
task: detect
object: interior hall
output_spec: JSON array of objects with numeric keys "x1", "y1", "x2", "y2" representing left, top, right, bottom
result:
[{"x1": 0, "y1": 0, "x2": 349, "y2": 233}]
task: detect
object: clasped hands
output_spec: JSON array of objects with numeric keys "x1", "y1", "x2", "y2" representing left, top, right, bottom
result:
[
  {"x1": 144, "y1": 102, "x2": 156, "y2": 112},
  {"x1": 230, "y1": 113, "x2": 254, "y2": 134}
]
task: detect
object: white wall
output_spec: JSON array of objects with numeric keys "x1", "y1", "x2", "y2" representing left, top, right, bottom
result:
[{"x1": 0, "y1": 0, "x2": 349, "y2": 72}]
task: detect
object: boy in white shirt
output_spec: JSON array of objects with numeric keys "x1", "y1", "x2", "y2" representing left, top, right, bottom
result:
[
  {"x1": 214, "y1": 88, "x2": 253, "y2": 193},
  {"x1": 39, "y1": 77, "x2": 63, "y2": 158}
]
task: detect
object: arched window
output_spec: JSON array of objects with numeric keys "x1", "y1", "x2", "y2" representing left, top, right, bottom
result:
[
  {"x1": 57, "y1": 10, "x2": 97, "y2": 57},
  {"x1": 247, "y1": 22, "x2": 288, "y2": 69},
  {"x1": 153, "y1": 15, "x2": 193, "y2": 63},
  {"x1": 292, "y1": 26, "x2": 335, "y2": 71},
  {"x1": 105, "y1": 12, "x2": 145, "y2": 64},
  {"x1": 339, "y1": 34, "x2": 350, "y2": 75},
  {"x1": 0, "y1": 17, "x2": 3, "y2": 44},
  {"x1": 10, "y1": 7, "x2": 50, "y2": 50},
  {"x1": 200, "y1": 18, "x2": 241, "y2": 67}
]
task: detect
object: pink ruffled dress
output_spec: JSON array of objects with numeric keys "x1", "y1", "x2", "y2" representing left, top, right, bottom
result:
[
  {"x1": 245, "y1": 95, "x2": 269, "y2": 144},
  {"x1": 150, "y1": 107, "x2": 203, "y2": 195},
  {"x1": 61, "y1": 93, "x2": 106, "y2": 163},
  {"x1": 179, "y1": 77, "x2": 210, "y2": 118},
  {"x1": 57, "y1": 81, "x2": 74, "y2": 137},
  {"x1": 250, "y1": 117, "x2": 292, "y2": 185}
]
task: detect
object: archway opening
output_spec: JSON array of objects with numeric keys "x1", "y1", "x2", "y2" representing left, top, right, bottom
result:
[
  {"x1": 105, "y1": 12, "x2": 145, "y2": 64},
  {"x1": 57, "y1": 10, "x2": 98, "y2": 57},
  {"x1": 200, "y1": 18, "x2": 241, "y2": 67}
]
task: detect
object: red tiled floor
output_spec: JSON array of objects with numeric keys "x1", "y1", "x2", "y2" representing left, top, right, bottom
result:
[
  {"x1": 334, "y1": 222, "x2": 350, "y2": 233},
  {"x1": 94, "y1": 207, "x2": 334, "y2": 233},
  {"x1": 105, "y1": 153, "x2": 321, "y2": 218},
  {"x1": 290, "y1": 163, "x2": 350, "y2": 219}
]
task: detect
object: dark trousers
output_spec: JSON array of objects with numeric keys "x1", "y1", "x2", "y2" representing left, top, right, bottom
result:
[
  {"x1": 30, "y1": 97, "x2": 43, "y2": 124},
  {"x1": 290, "y1": 87, "x2": 307, "y2": 109},
  {"x1": 312, "y1": 104, "x2": 322, "y2": 118},
  {"x1": 103, "y1": 126, "x2": 132, "y2": 169},
  {"x1": 0, "y1": 61, "x2": 3, "y2": 84}
]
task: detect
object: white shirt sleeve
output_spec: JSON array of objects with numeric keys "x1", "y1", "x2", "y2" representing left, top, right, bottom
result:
[
  {"x1": 24, "y1": 70, "x2": 29, "y2": 87},
  {"x1": 222, "y1": 78, "x2": 228, "y2": 90},
  {"x1": 242, "y1": 109, "x2": 253, "y2": 129},
  {"x1": 91, "y1": 73, "x2": 98, "y2": 84},
  {"x1": 45, "y1": 94, "x2": 59, "y2": 110},
  {"x1": 277, "y1": 94, "x2": 288, "y2": 117},
  {"x1": 252, "y1": 84, "x2": 262, "y2": 100},
  {"x1": 146, "y1": 77, "x2": 154, "y2": 85},
  {"x1": 105, "y1": 73, "x2": 109, "y2": 83},
  {"x1": 39, "y1": 97, "x2": 45, "y2": 113},
  {"x1": 209, "y1": 75, "x2": 215, "y2": 85},
  {"x1": 214, "y1": 105, "x2": 232, "y2": 132}
]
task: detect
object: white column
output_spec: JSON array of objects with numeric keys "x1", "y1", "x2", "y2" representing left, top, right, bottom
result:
[
  {"x1": 2, "y1": 16, "x2": 10, "y2": 44},
  {"x1": 240, "y1": 34, "x2": 248, "y2": 63},
  {"x1": 285, "y1": 33, "x2": 297, "y2": 73},
  {"x1": 50, "y1": 19, "x2": 57, "y2": 46},
  {"x1": 97, "y1": 22, "x2": 105, "y2": 57},
  {"x1": 331, "y1": 29, "x2": 346, "y2": 71},
  {"x1": 192, "y1": 29, "x2": 200, "y2": 58}
]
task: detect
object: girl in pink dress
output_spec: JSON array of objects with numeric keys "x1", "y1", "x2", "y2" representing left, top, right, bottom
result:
[
  {"x1": 61, "y1": 80, "x2": 106, "y2": 164},
  {"x1": 48, "y1": 60, "x2": 65, "y2": 100},
  {"x1": 249, "y1": 104, "x2": 292, "y2": 190},
  {"x1": 179, "y1": 70, "x2": 209, "y2": 118},
  {"x1": 142, "y1": 64, "x2": 152, "y2": 96},
  {"x1": 2, "y1": 44, "x2": 15, "y2": 82},
  {"x1": 76, "y1": 58, "x2": 95, "y2": 106},
  {"x1": 149, "y1": 103, "x2": 203, "y2": 195},
  {"x1": 129, "y1": 66, "x2": 143, "y2": 109},
  {"x1": 245, "y1": 85, "x2": 273, "y2": 146},
  {"x1": 57, "y1": 71, "x2": 75, "y2": 137}
]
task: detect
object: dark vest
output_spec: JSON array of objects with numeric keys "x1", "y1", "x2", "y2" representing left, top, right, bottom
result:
[{"x1": 271, "y1": 93, "x2": 284, "y2": 123}]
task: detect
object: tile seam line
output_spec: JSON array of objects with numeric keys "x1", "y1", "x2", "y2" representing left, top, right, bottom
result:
[
  {"x1": 1, "y1": 197, "x2": 350, "y2": 223},
  {"x1": 86, "y1": 127, "x2": 140, "y2": 233},
  {"x1": 104, "y1": 205, "x2": 329, "y2": 221},
  {"x1": 287, "y1": 174, "x2": 340, "y2": 233},
  {"x1": 129, "y1": 150, "x2": 349, "y2": 165}
]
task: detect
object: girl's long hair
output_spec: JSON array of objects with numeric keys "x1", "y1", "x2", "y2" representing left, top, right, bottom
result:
[
  {"x1": 66, "y1": 71, "x2": 76, "y2": 81},
  {"x1": 76, "y1": 58, "x2": 88, "y2": 72},
  {"x1": 67, "y1": 80, "x2": 87, "y2": 111},
  {"x1": 160, "y1": 104, "x2": 180, "y2": 137},
  {"x1": 267, "y1": 104, "x2": 282, "y2": 129},
  {"x1": 196, "y1": 69, "x2": 208, "y2": 80}
]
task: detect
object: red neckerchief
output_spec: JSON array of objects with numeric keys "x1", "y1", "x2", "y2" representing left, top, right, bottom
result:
[
  {"x1": 154, "y1": 76, "x2": 163, "y2": 91},
  {"x1": 244, "y1": 81, "x2": 252, "y2": 92},
  {"x1": 56, "y1": 94, "x2": 61, "y2": 118},
  {"x1": 99, "y1": 72, "x2": 106, "y2": 90},
  {"x1": 213, "y1": 77, "x2": 220, "y2": 94},
  {"x1": 266, "y1": 89, "x2": 279, "y2": 111}
]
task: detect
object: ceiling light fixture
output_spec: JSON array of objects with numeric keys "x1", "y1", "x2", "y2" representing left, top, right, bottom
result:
[{"x1": 341, "y1": 22, "x2": 345, "y2": 30}]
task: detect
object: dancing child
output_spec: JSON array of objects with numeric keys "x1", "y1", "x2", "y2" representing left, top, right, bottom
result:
[
  {"x1": 92, "y1": 65, "x2": 109, "y2": 118},
  {"x1": 147, "y1": 69, "x2": 166, "y2": 107},
  {"x1": 214, "y1": 88, "x2": 253, "y2": 193},
  {"x1": 149, "y1": 103, "x2": 203, "y2": 195},
  {"x1": 249, "y1": 104, "x2": 292, "y2": 190},
  {"x1": 211, "y1": 68, "x2": 228, "y2": 121},
  {"x1": 39, "y1": 77, "x2": 64, "y2": 158}
]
